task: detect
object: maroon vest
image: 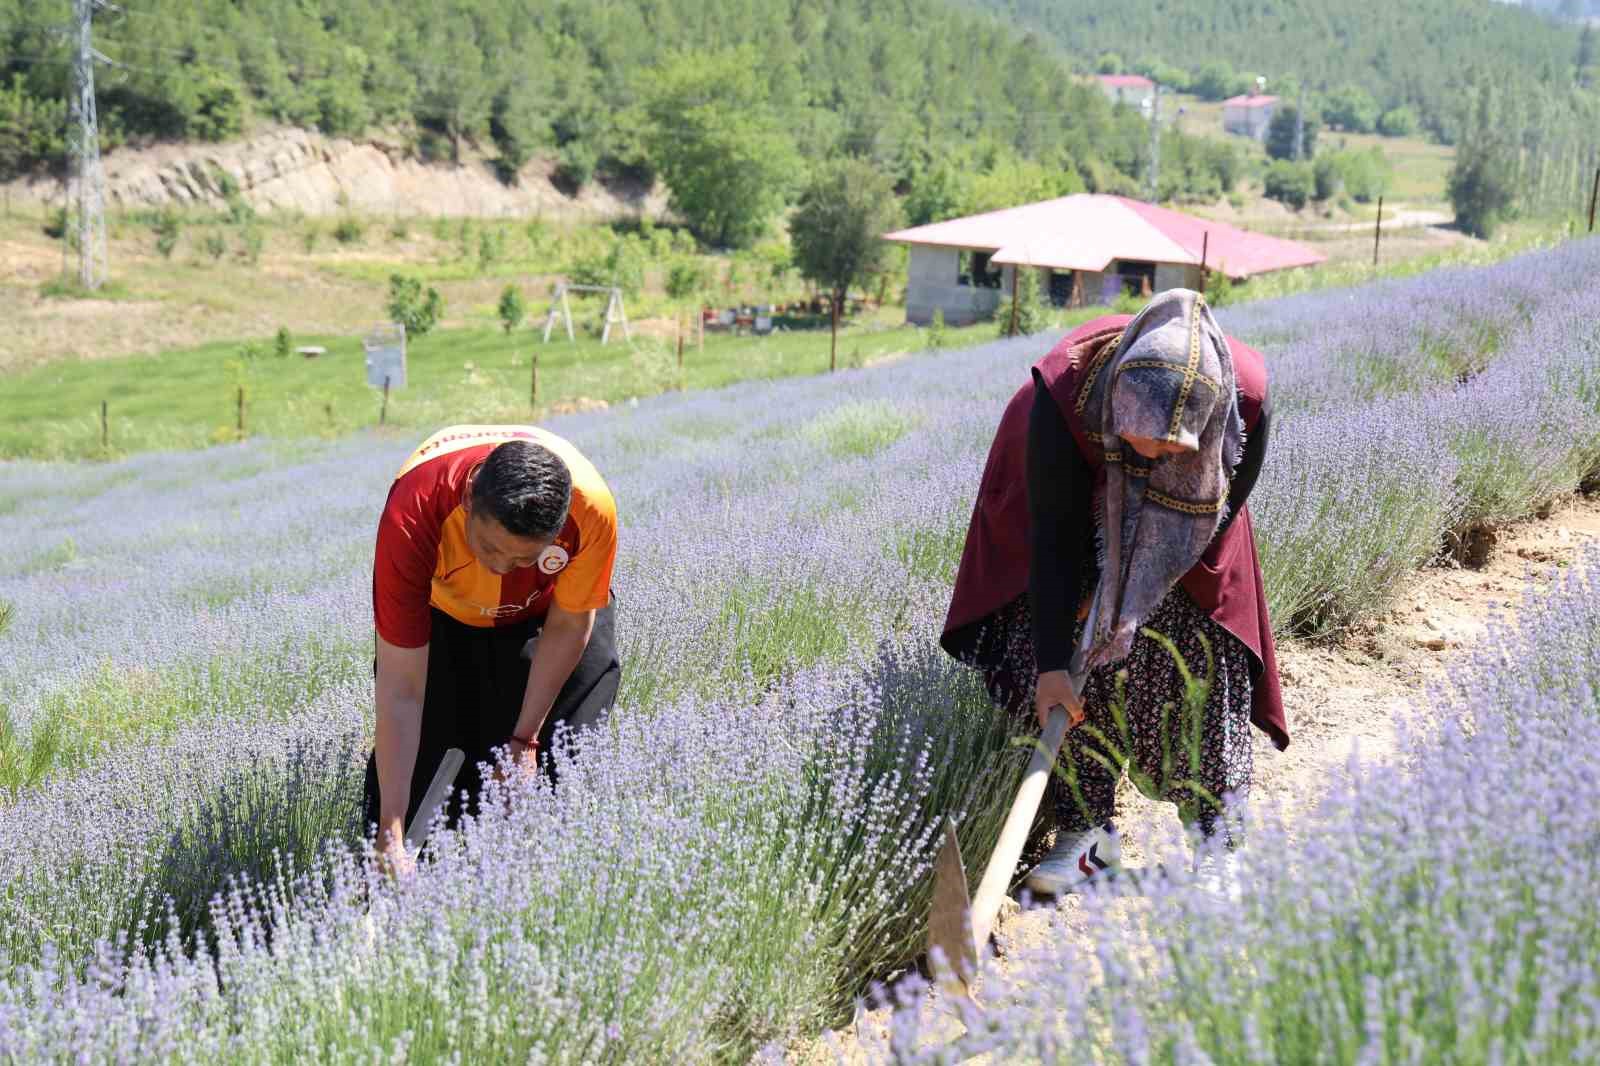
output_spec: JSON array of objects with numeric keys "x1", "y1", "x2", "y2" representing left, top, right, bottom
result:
[{"x1": 941, "y1": 315, "x2": 1288, "y2": 750}]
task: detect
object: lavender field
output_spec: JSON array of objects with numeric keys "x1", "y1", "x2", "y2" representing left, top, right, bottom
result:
[{"x1": 1, "y1": 238, "x2": 1598, "y2": 1062}]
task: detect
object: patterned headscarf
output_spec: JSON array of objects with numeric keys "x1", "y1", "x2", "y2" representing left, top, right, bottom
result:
[{"x1": 1072, "y1": 289, "x2": 1244, "y2": 676}]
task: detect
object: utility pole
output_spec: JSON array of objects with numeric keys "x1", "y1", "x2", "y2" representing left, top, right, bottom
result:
[
  {"x1": 68, "y1": 0, "x2": 111, "y2": 290},
  {"x1": 1152, "y1": 85, "x2": 1162, "y2": 200},
  {"x1": 1293, "y1": 85, "x2": 1305, "y2": 162}
]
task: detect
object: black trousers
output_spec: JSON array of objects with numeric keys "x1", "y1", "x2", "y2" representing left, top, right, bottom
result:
[{"x1": 363, "y1": 600, "x2": 621, "y2": 833}]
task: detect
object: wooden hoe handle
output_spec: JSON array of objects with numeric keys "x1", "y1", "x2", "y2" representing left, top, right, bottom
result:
[{"x1": 968, "y1": 701, "x2": 1075, "y2": 952}]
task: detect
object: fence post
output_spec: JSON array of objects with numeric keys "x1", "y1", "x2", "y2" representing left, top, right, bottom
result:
[
  {"x1": 677, "y1": 312, "x2": 685, "y2": 369},
  {"x1": 1199, "y1": 231, "x2": 1210, "y2": 296},
  {"x1": 1589, "y1": 167, "x2": 1598, "y2": 234},
  {"x1": 530, "y1": 352, "x2": 539, "y2": 409},
  {"x1": 380, "y1": 375, "x2": 390, "y2": 425},
  {"x1": 100, "y1": 400, "x2": 108, "y2": 450},
  {"x1": 1373, "y1": 196, "x2": 1384, "y2": 269},
  {"x1": 1007, "y1": 268, "x2": 1020, "y2": 338},
  {"x1": 236, "y1": 386, "x2": 245, "y2": 435}
]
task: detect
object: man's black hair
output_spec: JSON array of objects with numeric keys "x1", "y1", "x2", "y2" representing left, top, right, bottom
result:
[{"x1": 470, "y1": 440, "x2": 572, "y2": 539}]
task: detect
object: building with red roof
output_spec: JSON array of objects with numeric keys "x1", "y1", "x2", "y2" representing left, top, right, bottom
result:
[
  {"x1": 882, "y1": 193, "x2": 1325, "y2": 325},
  {"x1": 1223, "y1": 92, "x2": 1280, "y2": 141},
  {"x1": 1095, "y1": 74, "x2": 1155, "y2": 109}
]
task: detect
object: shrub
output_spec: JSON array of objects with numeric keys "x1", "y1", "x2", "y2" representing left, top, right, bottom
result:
[
  {"x1": 1263, "y1": 160, "x2": 1314, "y2": 209},
  {"x1": 203, "y1": 231, "x2": 227, "y2": 261},
  {"x1": 1377, "y1": 106, "x2": 1417, "y2": 137},
  {"x1": 150, "y1": 208, "x2": 181, "y2": 258},
  {"x1": 239, "y1": 224, "x2": 264, "y2": 265},
  {"x1": 385, "y1": 274, "x2": 444, "y2": 338},
  {"x1": 477, "y1": 227, "x2": 506, "y2": 272},
  {"x1": 332, "y1": 217, "x2": 364, "y2": 246},
  {"x1": 274, "y1": 327, "x2": 292, "y2": 359},
  {"x1": 925, "y1": 308, "x2": 947, "y2": 351},
  {"x1": 997, "y1": 268, "x2": 1048, "y2": 337},
  {"x1": 1312, "y1": 156, "x2": 1343, "y2": 202},
  {"x1": 497, "y1": 284, "x2": 525, "y2": 335}
]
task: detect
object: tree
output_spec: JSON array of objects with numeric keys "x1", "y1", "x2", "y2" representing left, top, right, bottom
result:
[
  {"x1": 1377, "y1": 106, "x2": 1418, "y2": 137},
  {"x1": 1312, "y1": 156, "x2": 1343, "y2": 201},
  {"x1": 386, "y1": 274, "x2": 444, "y2": 338},
  {"x1": 1266, "y1": 106, "x2": 1318, "y2": 161},
  {"x1": 789, "y1": 159, "x2": 903, "y2": 372},
  {"x1": 904, "y1": 164, "x2": 970, "y2": 226},
  {"x1": 964, "y1": 154, "x2": 1085, "y2": 214},
  {"x1": 1192, "y1": 61, "x2": 1240, "y2": 101},
  {"x1": 1448, "y1": 86, "x2": 1517, "y2": 239},
  {"x1": 1262, "y1": 160, "x2": 1314, "y2": 209},
  {"x1": 497, "y1": 284, "x2": 525, "y2": 335},
  {"x1": 643, "y1": 49, "x2": 800, "y2": 248},
  {"x1": 0, "y1": 75, "x2": 65, "y2": 180},
  {"x1": 1096, "y1": 52, "x2": 1124, "y2": 75},
  {"x1": 1324, "y1": 85, "x2": 1379, "y2": 133}
]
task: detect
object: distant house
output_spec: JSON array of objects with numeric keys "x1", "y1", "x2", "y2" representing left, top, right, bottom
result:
[
  {"x1": 1096, "y1": 74, "x2": 1155, "y2": 110},
  {"x1": 881, "y1": 194, "x2": 1326, "y2": 327},
  {"x1": 1223, "y1": 92, "x2": 1279, "y2": 140}
]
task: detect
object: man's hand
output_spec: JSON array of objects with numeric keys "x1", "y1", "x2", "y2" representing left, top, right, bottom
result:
[
  {"x1": 1035, "y1": 669, "x2": 1085, "y2": 732},
  {"x1": 377, "y1": 817, "x2": 416, "y2": 880},
  {"x1": 492, "y1": 736, "x2": 540, "y2": 787}
]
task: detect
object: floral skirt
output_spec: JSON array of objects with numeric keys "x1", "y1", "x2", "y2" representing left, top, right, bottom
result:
[{"x1": 958, "y1": 585, "x2": 1254, "y2": 837}]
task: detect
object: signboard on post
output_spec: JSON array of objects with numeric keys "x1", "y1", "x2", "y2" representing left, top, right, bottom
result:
[{"x1": 363, "y1": 323, "x2": 407, "y2": 389}]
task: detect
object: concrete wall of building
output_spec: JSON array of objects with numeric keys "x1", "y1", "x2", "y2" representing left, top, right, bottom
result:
[
  {"x1": 903, "y1": 244, "x2": 1006, "y2": 326},
  {"x1": 1223, "y1": 103, "x2": 1275, "y2": 140},
  {"x1": 1155, "y1": 262, "x2": 1202, "y2": 293}
]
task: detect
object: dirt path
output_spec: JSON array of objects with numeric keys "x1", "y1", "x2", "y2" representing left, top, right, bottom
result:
[
  {"x1": 809, "y1": 492, "x2": 1600, "y2": 1062},
  {"x1": 1300, "y1": 208, "x2": 1453, "y2": 235}
]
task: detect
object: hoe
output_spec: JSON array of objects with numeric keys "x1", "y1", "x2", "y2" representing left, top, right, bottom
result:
[{"x1": 928, "y1": 691, "x2": 1077, "y2": 1001}]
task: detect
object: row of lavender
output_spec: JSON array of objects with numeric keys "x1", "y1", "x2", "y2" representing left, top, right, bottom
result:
[
  {"x1": 0, "y1": 239, "x2": 1597, "y2": 1060},
  {"x1": 2, "y1": 241, "x2": 1597, "y2": 777},
  {"x1": 873, "y1": 546, "x2": 1600, "y2": 1064}
]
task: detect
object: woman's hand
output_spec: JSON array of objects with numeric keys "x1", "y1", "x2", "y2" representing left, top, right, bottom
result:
[
  {"x1": 1035, "y1": 669, "x2": 1085, "y2": 732},
  {"x1": 491, "y1": 736, "x2": 540, "y2": 788}
]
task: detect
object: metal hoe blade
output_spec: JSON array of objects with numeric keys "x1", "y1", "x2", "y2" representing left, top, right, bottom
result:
[
  {"x1": 404, "y1": 747, "x2": 465, "y2": 852},
  {"x1": 928, "y1": 818, "x2": 978, "y2": 998}
]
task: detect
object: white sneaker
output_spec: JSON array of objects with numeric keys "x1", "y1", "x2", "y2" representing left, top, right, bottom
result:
[
  {"x1": 1023, "y1": 824, "x2": 1120, "y2": 896},
  {"x1": 1192, "y1": 848, "x2": 1243, "y2": 903}
]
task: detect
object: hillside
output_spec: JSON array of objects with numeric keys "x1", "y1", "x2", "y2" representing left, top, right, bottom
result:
[
  {"x1": 958, "y1": 0, "x2": 1595, "y2": 143},
  {"x1": 0, "y1": 0, "x2": 1242, "y2": 228}
]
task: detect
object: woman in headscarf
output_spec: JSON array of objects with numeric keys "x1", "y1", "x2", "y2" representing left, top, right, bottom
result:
[{"x1": 941, "y1": 288, "x2": 1287, "y2": 895}]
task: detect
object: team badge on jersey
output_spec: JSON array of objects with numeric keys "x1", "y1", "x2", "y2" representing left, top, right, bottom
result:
[{"x1": 537, "y1": 545, "x2": 570, "y2": 575}]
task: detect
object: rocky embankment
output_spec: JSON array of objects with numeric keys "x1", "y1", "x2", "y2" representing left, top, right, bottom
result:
[{"x1": 7, "y1": 126, "x2": 667, "y2": 220}]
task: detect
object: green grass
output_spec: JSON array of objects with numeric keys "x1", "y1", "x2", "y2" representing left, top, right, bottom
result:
[
  {"x1": 0, "y1": 317, "x2": 997, "y2": 461},
  {"x1": 801, "y1": 400, "x2": 919, "y2": 459},
  {"x1": 1224, "y1": 218, "x2": 1575, "y2": 306},
  {"x1": 0, "y1": 633, "x2": 368, "y2": 794},
  {"x1": 1167, "y1": 92, "x2": 1454, "y2": 206}
]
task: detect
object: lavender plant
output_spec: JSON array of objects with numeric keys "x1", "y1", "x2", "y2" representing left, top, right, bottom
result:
[
  {"x1": 870, "y1": 548, "x2": 1600, "y2": 1064},
  {"x1": 3, "y1": 237, "x2": 1600, "y2": 1061}
]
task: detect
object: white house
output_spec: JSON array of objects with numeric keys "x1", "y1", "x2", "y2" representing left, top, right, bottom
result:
[
  {"x1": 1222, "y1": 92, "x2": 1279, "y2": 140},
  {"x1": 882, "y1": 194, "x2": 1326, "y2": 327},
  {"x1": 1096, "y1": 74, "x2": 1155, "y2": 111}
]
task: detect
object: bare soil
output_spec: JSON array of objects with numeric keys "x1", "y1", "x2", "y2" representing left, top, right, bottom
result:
[{"x1": 807, "y1": 491, "x2": 1600, "y2": 1062}]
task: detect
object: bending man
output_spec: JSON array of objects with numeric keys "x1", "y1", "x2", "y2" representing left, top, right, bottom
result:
[{"x1": 367, "y1": 425, "x2": 620, "y2": 861}]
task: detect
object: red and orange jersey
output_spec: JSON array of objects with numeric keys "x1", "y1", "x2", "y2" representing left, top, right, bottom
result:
[{"x1": 373, "y1": 425, "x2": 617, "y2": 648}]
